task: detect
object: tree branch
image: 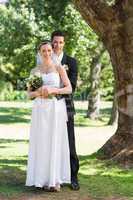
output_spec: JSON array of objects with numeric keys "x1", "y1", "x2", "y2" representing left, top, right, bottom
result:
[{"x1": 73, "y1": 0, "x2": 115, "y2": 37}]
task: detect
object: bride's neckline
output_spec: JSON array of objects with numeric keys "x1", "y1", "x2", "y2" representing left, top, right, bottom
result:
[
  {"x1": 42, "y1": 71, "x2": 58, "y2": 75},
  {"x1": 38, "y1": 65, "x2": 57, "y2": 75}
]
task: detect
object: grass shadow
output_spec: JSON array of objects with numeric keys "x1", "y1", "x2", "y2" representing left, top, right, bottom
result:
[
  {"x1": 0, "y1": 107, "x2": 31, "y2": 124},
  {"x1": 0, "y1": 102, "x2": 112, "y2": 127},
  {"x1": 75, "y1": 107, "x2": 112, "y2": 127},
  {"x1": 79, "y1": 154, "x2": 133, "y2": 199},
  {"x1": 1, "y1": 139, "x2": 133, "y2": 199}
]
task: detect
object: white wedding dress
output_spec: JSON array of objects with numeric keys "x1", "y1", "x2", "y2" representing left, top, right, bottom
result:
[{"x1": 26, "y1": 71, "x2": 70, "y2": 188}]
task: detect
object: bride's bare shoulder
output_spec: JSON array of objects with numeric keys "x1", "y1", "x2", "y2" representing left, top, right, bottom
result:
[{"x1": 30, "y1": 66, "x2": 40, "y2": 75}]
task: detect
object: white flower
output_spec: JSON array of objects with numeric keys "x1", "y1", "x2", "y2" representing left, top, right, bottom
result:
[
  {"x1": 34, "y1": 71, "x2": 41, "y2": 77},
  {"x1": 63, "y1": 64, "x2": 69, "y2": 71}
]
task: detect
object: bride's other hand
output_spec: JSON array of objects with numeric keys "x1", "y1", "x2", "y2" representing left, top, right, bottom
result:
[
  {"x1": 37, "y1": 86, "x2": 43, "y2": 94},
  {"x1": 37, "y1": 86, "x2": 49, "y2": 98},
  {"x1": 27, "y1": 89, "x2": 42, "y2": 99},
  {"x1": 42, "y1": 86, "x2": 49, "y2": 98},
  {"x1": 47, "y1": 87, "x2": 59, "y2": 95}
]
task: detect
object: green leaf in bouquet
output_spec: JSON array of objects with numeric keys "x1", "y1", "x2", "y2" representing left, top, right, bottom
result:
[{"x1": 26, "y1": 74, "x2": 43, "y2": 91}]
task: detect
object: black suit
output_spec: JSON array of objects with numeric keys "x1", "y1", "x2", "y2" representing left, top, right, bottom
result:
[{"x1": 61, "y1": 53, "x2": 79, "y2": 183}]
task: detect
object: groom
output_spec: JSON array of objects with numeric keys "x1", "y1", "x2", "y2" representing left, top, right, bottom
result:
[{"x1": 51, "y1": 30, "x2": 79, "y2": 190}]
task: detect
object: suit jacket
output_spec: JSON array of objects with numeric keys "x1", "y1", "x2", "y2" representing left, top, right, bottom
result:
[{"x1": 61, "y1": 53, "x2": 78, "y2": 116}]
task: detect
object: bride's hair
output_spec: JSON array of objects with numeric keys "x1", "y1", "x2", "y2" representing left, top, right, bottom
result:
[{"x1": 38, "y1": 40, "x2": 52, "y2": 51}]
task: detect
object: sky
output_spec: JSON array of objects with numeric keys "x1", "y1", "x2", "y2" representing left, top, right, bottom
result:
[{"x1": 0, "y1": 0, "x2": 8, "y2": 4}]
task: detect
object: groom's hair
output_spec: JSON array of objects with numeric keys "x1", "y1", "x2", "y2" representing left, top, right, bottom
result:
[{"x1": 51, "y1": 30, "x2": 65, "y2": 41}]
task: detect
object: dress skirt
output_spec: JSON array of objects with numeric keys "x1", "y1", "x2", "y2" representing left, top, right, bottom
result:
[{"x1": 26, "y1": 97, "x2": 70, "y2": 187}]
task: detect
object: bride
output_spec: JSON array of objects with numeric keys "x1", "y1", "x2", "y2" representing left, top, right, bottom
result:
[{"x1": 25, "y1": 40, "x2": 72, "y2": 191}]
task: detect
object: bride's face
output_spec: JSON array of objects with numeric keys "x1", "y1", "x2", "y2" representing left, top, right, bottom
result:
[{"x1": 40, "y1": 44, "x2": 52, "y2": 60}]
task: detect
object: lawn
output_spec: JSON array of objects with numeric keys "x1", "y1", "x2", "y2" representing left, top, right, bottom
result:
[
  {"x1": 0, "y1": 101, "x2": 133, "y2": 200},
  {"x1": 0, "y1": 100, "x2": 112, "y2": 126},
  {"x1": 1, "y1": 139, "x2": 133, "y2": 199}
]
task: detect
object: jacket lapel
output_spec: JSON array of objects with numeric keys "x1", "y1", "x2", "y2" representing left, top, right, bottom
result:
[{"x1": 61, "y1": 53, "x2": 67, "y2": 65}]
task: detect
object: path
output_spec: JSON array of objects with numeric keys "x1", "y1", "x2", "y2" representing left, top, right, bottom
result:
[{"x1": 0, "y1": 124, "x2": 117, "y2": 155}]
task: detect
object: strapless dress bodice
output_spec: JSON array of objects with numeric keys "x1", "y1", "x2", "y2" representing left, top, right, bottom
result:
[{"x1": 42, "y1": 72, "x2": 60, "y2": 88}]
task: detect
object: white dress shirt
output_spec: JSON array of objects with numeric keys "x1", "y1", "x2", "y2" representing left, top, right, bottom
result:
[
  {"x1": 52, "y1": 52, "x2": 65, "y2": 88},
  {"x1": 52, "y1": 52, "x2": 64, "y2": 65}
]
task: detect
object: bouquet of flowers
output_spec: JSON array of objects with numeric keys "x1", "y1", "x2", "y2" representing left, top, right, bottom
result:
[{"x1": 26, "y1": 72, "x2": 43, "y2": 91}]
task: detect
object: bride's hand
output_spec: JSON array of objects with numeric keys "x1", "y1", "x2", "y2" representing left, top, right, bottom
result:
[
  {"x1": 42, "y1": 86, "x2": 49, "y2": 98},
  {"x1": 37, "y1": 86, "x2": 59, "y2": 98},
  {"x1": 37, "y1": 86, "x2": 43, "y2": 93},
  {"x1": 47, "y1": 88, "x2": 59, "y2": 95},
  {"x1": 28, "y1": 90, "x2": 41, "y2": 98},
  {"x1": 37, "y1": 86, "x2": 49, "y2": 98}
]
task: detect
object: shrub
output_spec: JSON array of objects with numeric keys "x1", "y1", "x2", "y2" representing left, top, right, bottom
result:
[{"x1": 0, "y1": 81, "x2": 27, "y2": 101}]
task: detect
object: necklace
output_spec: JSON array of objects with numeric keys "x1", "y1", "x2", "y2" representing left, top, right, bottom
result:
[{"x1": 39, "y1": 64, "x2": 55, "y2": 74}]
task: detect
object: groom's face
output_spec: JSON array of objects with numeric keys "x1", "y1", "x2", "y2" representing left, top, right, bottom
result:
[{"x1": 52, "y1": 36, "x2": 65, "y2": 55}]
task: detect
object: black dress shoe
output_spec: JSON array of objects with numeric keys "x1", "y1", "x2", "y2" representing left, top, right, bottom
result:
[
  {"x1": 71, "y1": 181, "x2": 80, "y2": 190},
  {"x1": 35, "y1": 186, "x2": 43, "y2": 191}
]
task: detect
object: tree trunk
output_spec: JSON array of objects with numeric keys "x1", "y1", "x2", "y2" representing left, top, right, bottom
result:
[
  {"x1": 73, "y1": 0, "x2": 133, "y2": 166},
  {"x1": 108, "y1": 86, "x2": 118, "y2": 125},
  {"x1": 87, "y1": 55, "x2": 102, "y2": 119}
]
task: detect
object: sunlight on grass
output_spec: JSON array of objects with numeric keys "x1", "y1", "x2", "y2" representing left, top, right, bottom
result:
[
  {"x1": 0, "y1": 139, "x2": 28, "y2": 197},
  {"x1": 79, "y1": 154, "x2": 133, "y2": 198},
  {"x1": 2, "y1": 101, "x2": 133, "y2": 199},
  {"x1": 0, "y1": 139, "x2": 133, "y2": 199},
  {"x1": 75, "y1": 114, "x2": 109, "y2": 127},
  {"x1": 75, "y1": 101, "x2": 112, "y2": 127},
  {"x1": 0, "y1": 101, "x2": 111, "y2": 126}
]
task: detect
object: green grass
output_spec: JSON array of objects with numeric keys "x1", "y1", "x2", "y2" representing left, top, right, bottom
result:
[
  {"x1": 0, "y1": 140, "x2": 133, "y2": 199},
  {"x1": 75, "y1": 102, "x2": 112, "y2": 127},
  {"x1": 0, "y1": 101, "x2": 112, "y2": 126},
  {"x1": 2, "y1": 101, "x2": 133, "y2": 199},
  {"x1": 0, "y1": 107, "x2": 31, "y2": 124},
  {"x1": 79, "y1": 154, "x2": 133, "y2": 199},
  {"x1": 0, "y1": 139, "x2": 28, "y2": 198}
]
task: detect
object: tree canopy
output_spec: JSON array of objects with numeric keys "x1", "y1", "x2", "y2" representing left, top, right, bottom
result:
[{"x1": 0, "y1": 0, "x2": 113, "y2": 101}]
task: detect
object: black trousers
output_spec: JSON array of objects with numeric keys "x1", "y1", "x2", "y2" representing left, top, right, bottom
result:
[{"x1": 67, "y1": 115, "x2": 79, "y2": 182}]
